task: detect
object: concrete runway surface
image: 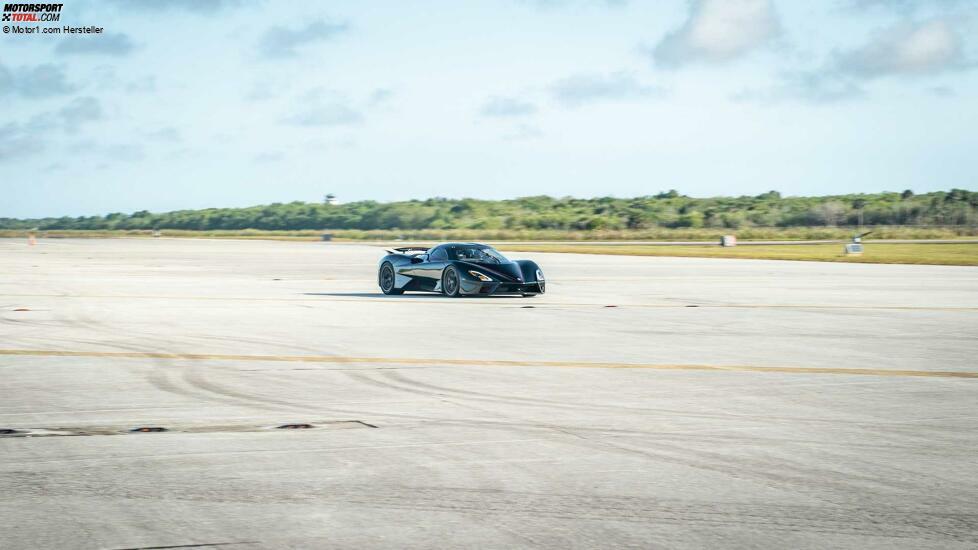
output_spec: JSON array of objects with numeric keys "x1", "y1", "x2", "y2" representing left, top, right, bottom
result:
[{"x1": 1, "y1": 238, "x2": 976, "y2": 549}]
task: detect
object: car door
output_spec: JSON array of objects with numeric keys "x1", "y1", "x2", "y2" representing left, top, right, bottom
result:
[{"x1": 418, "y1": 246, "x2": 449, "y2": 288}]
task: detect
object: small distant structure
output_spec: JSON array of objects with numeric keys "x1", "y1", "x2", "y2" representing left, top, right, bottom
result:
[
  {"x1": 321, "y1": 233, "x2": 333, "y2": 242},
  {"x1": 845, "y1": 230, "x2": 873, "y2": 256},
  {"x1": 720, "y1": 235, "x2": 737, "y2": 247},
  {"x1": 324, "y1": 193, "x2": 339, "y2": 205}
]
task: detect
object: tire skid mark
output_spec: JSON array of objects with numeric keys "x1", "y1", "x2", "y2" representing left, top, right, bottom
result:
[
  {"x1": 179, "y1": 364, "x2": 314, "y2": 414},
  {"x1": 352, "y1": 371, "x2": 977, "y2": 505},
  {"x1": 367, "y1": 368, "x2": 737, "y2": 421},
  {"x1": 170, "y1": 334, "x2": 365, "y2": 415},
  {"x1": 2, "y1": 475, "x2": 974, "y2": 542},
  {"x1": 2, "y1": 348, "x2": 974, "y2": 378},
  {"x1": 366, "y1": 370, "x2": 975, "y2": 444}
]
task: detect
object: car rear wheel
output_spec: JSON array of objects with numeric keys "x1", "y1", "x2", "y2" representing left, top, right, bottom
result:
[
  {"x1": 442, "y1": 266, "x2": 461, "y2": 297},
  {"x1": 379, "y1": 263, "x2": 403, "y2": 295}
]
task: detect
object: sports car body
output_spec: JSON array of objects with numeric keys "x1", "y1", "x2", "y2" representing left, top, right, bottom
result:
[{"x1": 378, "y1": 243, "x2": 545, "y2": 297}]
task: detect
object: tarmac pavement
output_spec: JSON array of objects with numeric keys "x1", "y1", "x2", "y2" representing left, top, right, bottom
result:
[{"x1": 1, "y1": 238, "x2": 976, "y2": 549}]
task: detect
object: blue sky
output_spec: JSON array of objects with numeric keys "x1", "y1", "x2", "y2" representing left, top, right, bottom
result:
[{"x1": 1, "y1": 0, "x2": 976, "y2": 218}]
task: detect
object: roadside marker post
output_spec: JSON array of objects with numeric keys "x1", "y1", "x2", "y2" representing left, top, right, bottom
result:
[{"x1": 845, "y1": 230, "x2": 872, "y2": 256}]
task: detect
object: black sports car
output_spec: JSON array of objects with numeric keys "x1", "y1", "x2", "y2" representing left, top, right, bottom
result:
[{"x1": 378, "y1": 242, "x2": 545, "y2": 297}]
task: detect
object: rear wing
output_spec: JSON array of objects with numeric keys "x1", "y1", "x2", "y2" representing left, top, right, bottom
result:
[{"x1": 385, "y1": 246, "x2": 430, "y2": 255}]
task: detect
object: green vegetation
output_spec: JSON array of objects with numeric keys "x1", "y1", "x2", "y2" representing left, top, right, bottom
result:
[
  {"x1": 497, "y1": 243, "x2": 978, "y2": 266},
  {"x1": 3, "y1": 225, "x2": 977, "y2": 242},
  {"x1": 3, "y1": 189, "x2": 977, "y2": 233}
]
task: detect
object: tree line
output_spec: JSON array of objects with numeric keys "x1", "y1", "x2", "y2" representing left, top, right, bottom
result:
[{"x1": 3, "y1": 189, "x2": 976, "y2": 232}]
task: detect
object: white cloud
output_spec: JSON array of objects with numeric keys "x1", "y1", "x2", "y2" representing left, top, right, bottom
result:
[
  {"x1": 0, "y1": 63, "x2": 77, "y2": 97},
  {"x1": 835, "y1": 19, "x2": 968, "y2": 77},
  {"x1": 550, "y1": 71, "x2": 663, "y2": 106},
  {"x1": 733, "y1": 72, "x2": 866, "y2": 104},
  {"x1": 58, "y1": 96, "x2": 103, "y2": 130},
  {"x1": 502, "y1": 124, "x2": 543, "y2": 141},
  {"x1": 258, "y1": 19, "x2": 349, "y2": 59},
  {"x1": 253, "y1": 151, "x2": 284, "y2": 163},
  {"x1": 481, "y1": 96, "x2": 537, "y2": 117},
  {"x1": 147, "y1": 127, "x2": 181, "y2": 142},
  {"x1": 520, "y1": 0, "x2": 626, "y2": 9},
  {"x1": 653, "y1": 0, "x2": 779, "y2": 67},
  {"x1": 0, "y1": 96, "x2": 104, "y2": 159},
  {"x1": 54, "y1": 33, "x2": 134, "y2": 57},
  {"x1": 283, "y1": 103, "x2": 363, "y2": 127},
  {"x1": 282, "y1": 88, "x2": 364, "y2": 127},
  {"x1": 844, "y1": 0, "x2": 973, "y2": 14},
  {"x1": 367, "y1": 88, "x2": 394, "y2": 106},
  {"x1": 126, "y1": 76, "x2": 156, "y2": 94},
  {"x1": 736, "y1": 16, "x2": 971, "y2": 105}
]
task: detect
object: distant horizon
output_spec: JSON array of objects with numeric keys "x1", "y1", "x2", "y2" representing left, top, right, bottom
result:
[
  {"x1": 3, "y1": 187, "x2": 972, "y2": 220},
  {"x1": 4, "y1": 188, "x2": 974, "y2": 235}
]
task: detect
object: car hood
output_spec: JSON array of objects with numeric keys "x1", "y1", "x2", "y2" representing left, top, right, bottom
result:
[{"x1": 456, "y1": 261, "x2": 523, "y2": 282}]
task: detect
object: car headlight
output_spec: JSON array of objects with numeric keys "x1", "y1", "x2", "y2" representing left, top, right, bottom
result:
[
  {"x1": 468, "y1": 270, "x2": 492, "y2": 282},
  {"x1": 536, "y1": 269, "x2": 545, "y2": 281}
]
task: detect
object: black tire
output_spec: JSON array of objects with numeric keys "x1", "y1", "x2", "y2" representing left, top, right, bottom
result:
[
  {"x1": 442, "y1": 266, "x2": 461, "y2": 297},
  {"x1": 379, "y1": 262, "x2": 403, "y2": 295}
]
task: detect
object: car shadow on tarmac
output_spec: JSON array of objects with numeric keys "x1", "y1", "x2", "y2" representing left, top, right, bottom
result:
[{"x1": 303, "y1": 292, "x2": 525, "y2": 299}]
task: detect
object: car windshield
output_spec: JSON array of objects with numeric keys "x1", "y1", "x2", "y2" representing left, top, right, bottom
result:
[{"x1": 448, "y1": 246, "x2": 508, "y2": 264}]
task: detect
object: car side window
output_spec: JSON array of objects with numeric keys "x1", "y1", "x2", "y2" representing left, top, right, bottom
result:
[{"x1": 429, "y1": 247, "x2": 448, "y2": 261}]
